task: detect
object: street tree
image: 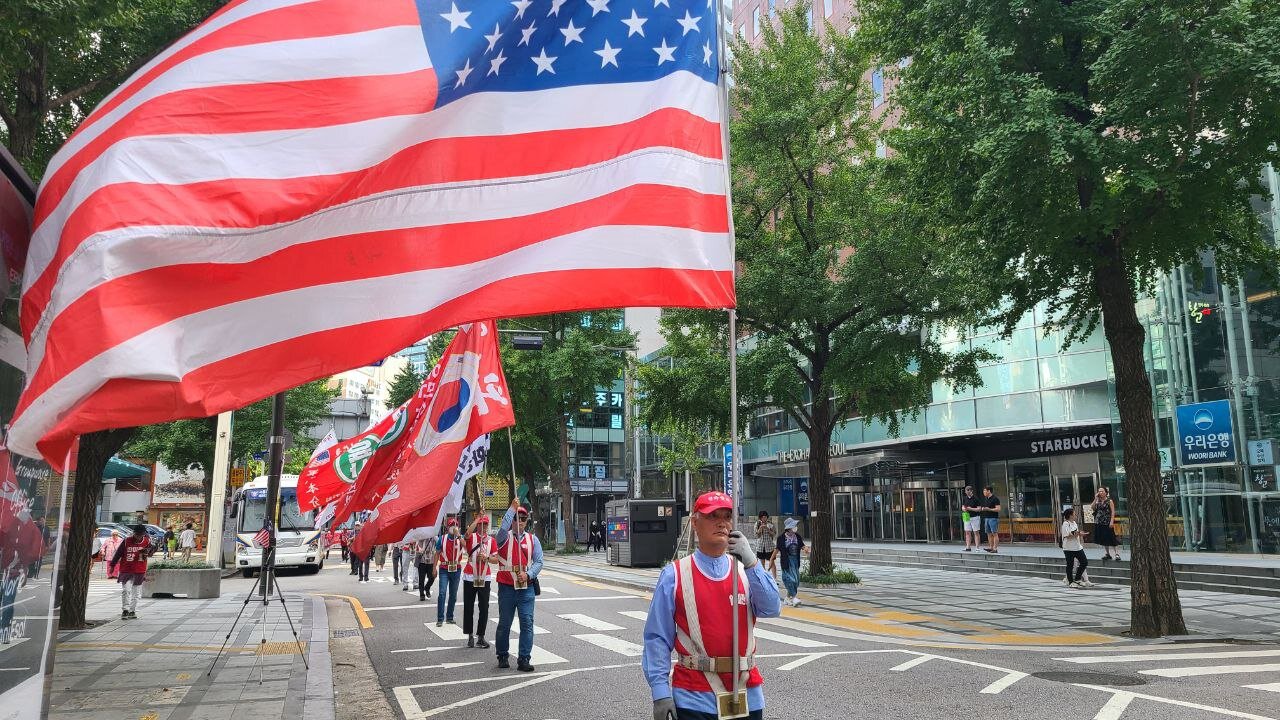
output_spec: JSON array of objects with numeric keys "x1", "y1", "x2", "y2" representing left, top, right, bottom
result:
[
  {"x1": 640, "y1": 5, "x2": 988, "y2": 576},
  {"x1": 126, "y1": 380, "x2": 336, "y2": 518},
  {"x1": 1, "y1": 0, "x2": 225, "y2": 628},
  {"x1": 386, "y1": 362, "x2": 425, "y2": 409},
  {"x1": 859, "y1": 0, "x2": 1280, "y2": 636}
]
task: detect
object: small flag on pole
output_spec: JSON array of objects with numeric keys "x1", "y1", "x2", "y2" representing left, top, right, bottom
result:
[{"x1": 252, "y1": 520, "x2": 273, "y2": 549}]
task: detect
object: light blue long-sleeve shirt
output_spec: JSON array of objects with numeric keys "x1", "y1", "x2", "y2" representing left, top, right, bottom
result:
[
  {"x1": 496, "y1": 507, "x2": 543, "y2": 579},
  {"x1": 642, "y1": 549, "x2": 782, "y2": 714}
]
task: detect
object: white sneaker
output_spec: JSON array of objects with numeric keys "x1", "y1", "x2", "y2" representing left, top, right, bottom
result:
[
  {"x1": 1079, "y1": 580, "x2": 1096, "y2": 588},
  {"x1": 1062, "y1": 577, "x2": 1071, "y2": 586},
  {"x1": 792, "y1": 598, "x2": 802, "y2": 607}
]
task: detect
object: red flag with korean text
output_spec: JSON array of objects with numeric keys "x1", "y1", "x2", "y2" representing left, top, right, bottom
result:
[
  {"x1": 297, "y1": 411, "x2": 407, "y2": 513},
  {"x1": 347, "y1": 321, "x2": 512, "y2": 556}
]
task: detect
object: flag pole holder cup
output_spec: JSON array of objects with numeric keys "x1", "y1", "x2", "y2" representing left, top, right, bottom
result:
[
  {"x1": 511, "y1": 564, "x2": 527, "y2": 590},
  {"x1": 716, "y1": 690, "x2": 748, "y2": 719},
  {"x1": 472, "y1": 558, "x2": 487, "y2": 588}
]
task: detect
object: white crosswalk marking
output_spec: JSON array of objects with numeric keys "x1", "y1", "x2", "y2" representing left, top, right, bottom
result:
[
  {"x1": 1059, "y1": 650, "x2": 1280, "y2": 664},
  {"x1": 489, "y1": 618, "x2": 548, "y2": 634},
  {"x1": 528, "y1": 646, "x2": 568, "y2": 666},
  {"x1": 1141, "y1": 663, "x2": 1280, "y2": 678},
  {"x1": 558, "y1": 613, "x2": 624, "y2": 631},
  {"x1": 541, "y1": 586, "x2": 562, "y2": 594},
  {"x1": 424, "y1": 622, "x2": 468, "y2": 642},
  {"x1": 1244, "y1": 683, "x2": 1280, "y2": 693},
  {"x1": 572, "y1": 633, "x2": 644, "y2": 657},
  {"x1": 752, "y1": 628, "x2": 834, "y2": 648},
  {"x1": 618, "y1": 610, "x2": 648, "y2": 622}
]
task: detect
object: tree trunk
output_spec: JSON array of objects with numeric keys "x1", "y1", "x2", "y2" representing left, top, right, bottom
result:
[
  {"x1": 806, "y1": 402, "x2": 833, "y2": 576},
  {"x1": 10, "y1": 42, "x2": 47, "y2": 167},
  {"x1": 556, "y1": 418, "x2": 575, "y2": 551},
  {"x1": 60, "y1": 428, "x2": 136, "y2": 630},
  {"x1": 1093, "y1": 245, "x2": 1186, "y2": 637}
]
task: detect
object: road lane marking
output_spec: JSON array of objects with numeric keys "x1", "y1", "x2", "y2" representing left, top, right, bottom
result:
[
  {"x1": 423, "y1": 622, "x2": 468, "y2": 642},
  {"x1": 890, "y1": 651, "x2": 1027, "y2": 694},
  {"x1": 389, "y1": 646, "x2": 460, "y2": 654},
  {"x1": 366, "y1": 595, "x2": 636, "y2": 610},
  {"x1": 1093, "y1": 691, "x2": 1135, "y2": 720},
  {"x1": 571, "y1": 633, "x2": 644, "y2": 656},
  {"x1": 979, "y1": 671, "x2": 1028, "y2": 695},
  {"x1": 890, "y1": 655, "x2": 934, "y2": 672},
  {"x1": 542, "y1": 586, "x2": 562, "y2": 594},
  {"x1": 1140, "y1": 663, "x2": 1280, "y2": 678},
  {"x1": 1244, "y1": 683, "x2": 1280, "y2": 693},
  {"x1": 752, "y1": 628, "x2": 834, "y2": 648},
  {"x1": 1076, "y1": 684, "x2": 1276, "y2": 720},
  {"x1": 528, "y1": 646, "x2": 569, "y2": 665},
  {"x1": 618, "y1": 610, "x2": 648, "y2": 621},
  {"x1": 558, "y1": 613, "x2": 625, "y2": 631},
  {"x1": 1059, "y1": 650, "x2": 1280, "y2": 664},
  {"x1": 392, "y1": 663, "x2": 640, "y2": 719},
  {"x1": 313, "y1": 593, "x2": 374, "y2": 629},
  {"x1": 404, "y1": 661, "x2": 484, "y2": 671}
]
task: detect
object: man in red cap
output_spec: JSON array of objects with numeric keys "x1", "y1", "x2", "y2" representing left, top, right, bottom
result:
[
  {"x1": 493, "y1": 498, "x2": 543, "y2": 672},
  {"x1": 462, "y1": 514, "x2": 497, "y2": 648},
  {"x1": 434, "y1": 516, "x2": 464, "y2": 627},
  {"x1": 643, "y1": 491, "x2": 782, "y2": 720}
]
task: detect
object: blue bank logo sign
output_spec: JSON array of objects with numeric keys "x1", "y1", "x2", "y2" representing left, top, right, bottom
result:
[{"x1": 1175, "y1": 400, "x2": 1235, "y2": 466}]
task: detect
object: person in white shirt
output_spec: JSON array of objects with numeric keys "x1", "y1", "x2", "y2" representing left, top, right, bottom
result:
[
  {"x1": 178, "y1": 523, "x2": 197, "y2": 561},
  {"x1": 1060, "y1": 508, "x2": 1093, "y2": 588}
]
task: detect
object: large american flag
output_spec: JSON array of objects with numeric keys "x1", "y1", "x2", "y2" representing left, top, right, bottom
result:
[{"x1": 9, "y1": 0, "x2": 733, "y2": 466}]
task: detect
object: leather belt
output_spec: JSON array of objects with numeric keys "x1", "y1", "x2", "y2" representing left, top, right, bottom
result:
[{"x1": 677, "y1": 654, "x2": 754, "y2": 674}]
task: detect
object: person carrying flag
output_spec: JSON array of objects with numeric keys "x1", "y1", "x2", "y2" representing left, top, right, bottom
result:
[
  {"x1": 493, "y1": 499, "x2": 542, "y2": 672},
  {"x1": 643, "y1": 491, "x2": 783, "y2": 720},
  {"x1": 462, "y1": 515, "x2": 497, "y2": 649},
  {"x1": 434, "y1": 517, "x2": 464, "y2": 627}
]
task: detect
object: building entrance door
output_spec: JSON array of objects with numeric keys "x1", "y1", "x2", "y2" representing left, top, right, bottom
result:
[
  {"x1": 1053, "y1": 473, "x2": 1098, "y2": 533},
  {"x1": 834, "y1": 492, "x2": 854, "y2": 539},
  {"x1": 853, "y1": 492, "x2": 887, "y2": 540},
  {"x1": 903, "y1": 489, "x2": 928, "y2": 541}
]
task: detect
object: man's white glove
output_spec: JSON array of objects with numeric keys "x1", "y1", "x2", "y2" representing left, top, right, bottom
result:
[
  {"x1": 727, "y1": 531, "x2": 758, "y2": 569},
  {"x1": 653, "y1": 697, "x2": 676, "y2": 720}
]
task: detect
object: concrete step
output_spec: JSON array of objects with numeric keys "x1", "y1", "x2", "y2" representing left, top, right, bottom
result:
[{"x1": 829, "y1": 547, "x2": 1280, "y2": 598}]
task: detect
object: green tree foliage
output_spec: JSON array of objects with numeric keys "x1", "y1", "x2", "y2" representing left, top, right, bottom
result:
[
  {"x1": 0, "y1": 0, "x2": 225, "y2": 175},
  {"x1": 640, "y1": 4, "x2": 988, "y2": 575},
  {"x1": 859, "y1": 0, "x2": 1280, "y2": 637},
  {"x1": 386, "y1": 362, "x2": 424, "y2": 409},
  {"x1": 126, "y1": 380, "x2": 337, "y2": 511}
]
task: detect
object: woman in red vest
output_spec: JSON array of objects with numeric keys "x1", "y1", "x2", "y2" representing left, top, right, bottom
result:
[
  {"x1": 643, "y1": 492, "x2": 782, "y2": 720},
  {"x1": 111, "y1": 525, "x2": 155, "y2": 620}
]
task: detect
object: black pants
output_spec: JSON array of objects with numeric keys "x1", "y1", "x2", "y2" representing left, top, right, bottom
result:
[
  {"x1": 463, "y1": 580, "x2": 490, "y2": 637},
  {"x1": 417, "y1": 563, "x2": 436, "y2": 599},
  {"x1": 392, "y1": 552, "x2": 402, "y2": 582},
  {"x1": 341, "y1": 546, "x2": 349, "y2": 562},
  {"x1": 1064, "y1": 549, "x2": 1088, "y2": 582},
  {"x1": 350, "y1": 553, "x2": 360, "y2": 575},
  {"x1": 675, "y1": 709, "x2": 762, "y2": 720},
  {"x1": 359, "y1": 557, "x2": 371, "y2": 581}
]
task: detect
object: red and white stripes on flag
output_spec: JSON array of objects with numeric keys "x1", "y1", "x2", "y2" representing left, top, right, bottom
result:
[{"x1": 9, "y1": 0, "x2": 734, "y2": 468}]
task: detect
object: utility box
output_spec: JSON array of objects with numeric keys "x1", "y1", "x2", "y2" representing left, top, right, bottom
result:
[{"x1": 606, "y1": 499, "x2": 680, "y2": 568}]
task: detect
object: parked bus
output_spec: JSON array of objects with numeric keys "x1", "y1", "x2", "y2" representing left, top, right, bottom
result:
[{"x1": 228, "y1": 474, "x2": 325, "y2": 577}]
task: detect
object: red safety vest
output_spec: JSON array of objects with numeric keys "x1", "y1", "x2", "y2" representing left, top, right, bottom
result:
[
  {"x1": 117, "y1": 536, "x2": 151, "y2": 575},
  {"x1": 439, "y1": 536, "x2": 463, "y2": 569},
  {"x1": 495, "y1": 532, "x2": 534, "y2": 587},
  {"x1": 671, "y1": 556, "x2": 762, "y2": 694},
  {"x1": 464, "y1": 533, "x2": 497, "y2": 580}
]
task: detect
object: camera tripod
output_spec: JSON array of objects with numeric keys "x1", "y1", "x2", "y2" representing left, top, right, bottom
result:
[{"x1": 208, "y1": 547, "x2": 309, "y2": 677}]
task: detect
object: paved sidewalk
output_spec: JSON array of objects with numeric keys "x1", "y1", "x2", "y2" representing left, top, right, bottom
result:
[
  {"x1": 546, "y1": 550, "x2": 1280, "y2": 643},
  {"x1": 48, "y1": 572, "x2": 332, "y2": 720},
  {"x1": 830, "y1": 539, "x2": 1280, "y2": 568}
]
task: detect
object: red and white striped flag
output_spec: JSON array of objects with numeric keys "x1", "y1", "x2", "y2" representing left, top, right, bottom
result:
[{"x1": 9, "y1": 0, "x2": 734, "y2": 468}]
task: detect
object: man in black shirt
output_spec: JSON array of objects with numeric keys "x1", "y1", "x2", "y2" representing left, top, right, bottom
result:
[{"x1": 981, "y1": 487, "x2": 1002, "y2": 553}]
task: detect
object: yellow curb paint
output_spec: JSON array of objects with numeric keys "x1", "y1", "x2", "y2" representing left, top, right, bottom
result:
[
  {"x1": 140, "y1": 712, "x2": 158, "y2": 720},
  {"x1": 781, "y1": 607, "x2": 938, "y2": 639},
  {"x1": 873, "y1": 611, "x2": 933, "y2": 623},
  {"x1": 314, "y1": 593, "x2": 373, "y2": 629},
  {"x1": 175, "y1": 673, "x2": 191, "y2": 681}
]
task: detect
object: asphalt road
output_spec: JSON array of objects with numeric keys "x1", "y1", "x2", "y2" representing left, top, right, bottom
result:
[{"x1": 255, "y1": 555, "x2": 1280, "y2": 720}]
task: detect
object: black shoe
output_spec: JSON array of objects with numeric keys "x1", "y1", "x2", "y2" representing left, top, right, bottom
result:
[
  {"x1": 436, "y1": 621, "x2": 443, "y2": 627},
  {"x1": 467, "y1": 635, "x2": 475, "y2": 648},
  {"x1": 425, "y1": 592, "x2": 431, "y2": 600},
  {"x1": 497, "y1": 655, "x2": 510, "y2": 669},
  {"x1": 517, "y1": 657, "x2": 534, "y2": 672},
  {"x1": 476, "y1": 637, "x2": 489, "y2": 649},
  {"x1": 121, "y1": 611, "x2": 129, "y2": 619},
  {"x1": 419, "y1": 595, "x2": 425, "y2": 602},
  {"x1": 448, "y1": 618, "x2": 456, "y2": 625}
]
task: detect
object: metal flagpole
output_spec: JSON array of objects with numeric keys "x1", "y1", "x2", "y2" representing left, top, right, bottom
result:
[{"x1": 712, "y1": 0, "x2": 746, "y2": 714}]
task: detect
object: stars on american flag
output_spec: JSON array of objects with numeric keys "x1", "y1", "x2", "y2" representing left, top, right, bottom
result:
[{"x1": 420, "y1": 0, "x2": 720, "y2": 108}]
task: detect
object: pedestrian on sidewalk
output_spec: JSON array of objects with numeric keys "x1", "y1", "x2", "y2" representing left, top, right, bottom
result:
[
  {"x1": 112, "y1": 525, "x2": 155, "y2": 619},
  {"x1": 416, "y1": 537, "x2": 437, "y2": 600},
  {"x1": 178, "y1": 523, "x2": 196, "y2": 561},
  {"x1": 980, "y1": 487, "x2": 1002, "y2": 553},
  {"x1": 769, "y1": 518, "x2": 808, "y2": 607},
  {"x1": 392, "y1": 543, "x2": 403, "y2": 584},
  {"x1": 1092, "y1": 488, "x2": 1122, "y2": 562},
  {"x1": 163, "y1": 526, "x2": 175, "y2": 559},
  {"x1": 374, "y1": 543, "x2": 388, "y2": 572},
  {"x1": 463, "y1": 515, "x2": 497, "y2": 649},
  {"x1": 494, "y1": 499, "x2": 543, "y2": 672},
  {"x1": 1060, "y1": 508, "x2": 1093, "y2": 588},
  {"x1": 754, "y1": 511, "x2": 777, "y2": 579},
  {"x1": 961, "y1": 486, "x2": 982, "y2": 551},
  {"x1": 400, "y1": 542, "x2": 416, "y2": 591},
  {"x1": 435, "y1": 518, "x2": 463, "y2": 626},
  {"x1": 101, "y1": 530, "x2": 123, "y2": 579},
  {"x1": 644, "y1": 491, "x2": 783, "y2": 720}
]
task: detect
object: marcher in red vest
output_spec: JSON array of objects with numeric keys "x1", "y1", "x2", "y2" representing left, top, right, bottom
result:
[
  {"x1": 462, "y1": 515, "x2": 498, "y2": 649},
  {"x1": 111, "y1": 524, "x2": 156, "y2": 620},
  {"x1": 493, "y1": 499, "x2": 543, "y2": 672},
  {"x1": 643, "y1": 492, "x2": 782, "y2": 720},
  {"x1": 434, "y1": 517, "x2": 464, "y2": 627}
]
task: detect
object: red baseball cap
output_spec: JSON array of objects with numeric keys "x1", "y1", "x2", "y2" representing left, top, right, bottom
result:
[
  {"x1": 476, "y1": 515, "x2": 490, "y2": 525},
  {"x1": 446, "y1": 517, "x2": 459, "y2": 527},
  {"x1": 693, "y1": 491, "x2": 734, "y2": 515},
  {"x1": 516, "y1": 506, "x2": 530, "y2": 517}
]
